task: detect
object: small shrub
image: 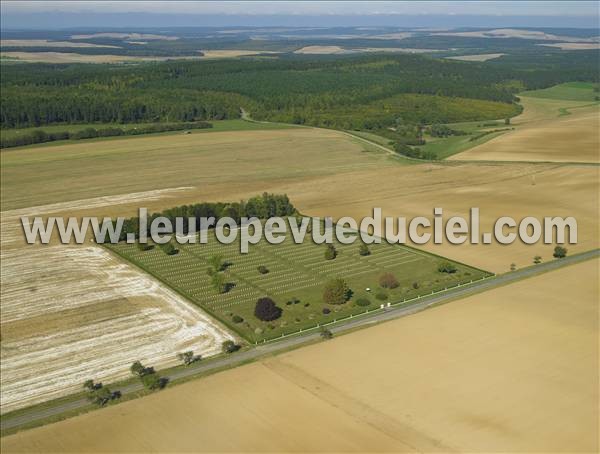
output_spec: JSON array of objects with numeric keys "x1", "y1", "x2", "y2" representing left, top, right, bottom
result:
[
  {"x1": 232, "y1": 315, "x2": 244, "y2": 324},
  {"x1": 320, "y1": 327, "x2": 333, "y2": 340},
  {"x1": 355, "y1": 297, "x2": 371, "y2": 307},
  {"x1": 304, "y1": 302, "x2": 310, "y2": 307},
  {"x1": 257, "y1": 265, "x2": 269, "y2": 274},
  {"x1": 324, "y1": 244, "x2": 337, "y2": 260},
  {"x1": 159, "y1": 241, "x2": 178, "y2": 256},
  {"x1": 136, "y1": 242, "x2": 153, "y2": 251},
  {"x1": 359, "y1": 243, "x2": 370, "y2": 256},
  {"x1": 322, "y1": 307, "x2": 331, "y2": 314},
  {"x1": 553, "y1": 246, "x2": 567, "y2": 258},
  {"x1": 375, "y1": 290, "x2": 388, "y2": 301},
  {"x1": 437, "y1": 261, "x2": 457, "y2": 273},
  {"x1": 222, "y1": 340, "x2": 240, "y2": 354},
  {"x1": 412, "y1": 282, "x2": 419, "y2": 289}
]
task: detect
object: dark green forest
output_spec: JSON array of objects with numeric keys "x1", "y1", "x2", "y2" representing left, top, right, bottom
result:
[{"x1": 1, "y1": 52, "x2": 597, "y2": 133}]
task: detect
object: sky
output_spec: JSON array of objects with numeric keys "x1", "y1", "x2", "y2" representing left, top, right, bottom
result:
[{"x1": 1, "y1": 1, "x2": 599, "y2": 29}]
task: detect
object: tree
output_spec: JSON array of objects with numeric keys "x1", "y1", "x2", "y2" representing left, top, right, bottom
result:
[
  {"x1": 222, "y1": 340, "x2": 240, "y2": 354},
  {"x1": 90, "y1": 386, "x2": 113, "y2": 406},
  {"x1": 130, "y1": 361, "x2": 145, "y2": 377},
  {"x1": 323, "y1": 278, "x2": 350, "y2": 305},
  {"x1": 510, "y1": 263, "x2": 517, "y2": 271},
  {"x1": 141, "y1": 372, "x2": 164, "y2": 390},
  {"x1": 359, "y1": 243, "x2": 370, "y2": 256},
  {"x1": 136, "y1": 241, "x2": 153, "y2": 251},
  {"x1": 533, "y1": 255, "x2": 542, "y2": 264},
  {"x1": 504, "y1": 118, "x2": 511, "y2": 125},
  {"x1": 177, "y1": 351, "x2": 195, "y2": 366},
  {"x1": 553, "y1": 246, "x2": 567, "y2": 258},
  {"x1": 379, "y1": 272, "x2": 399, "y2": 289},
  {"x1": 159, "y1": 241, "x2": 177, "y2": 255},
  {"x1": 324, "y1": 244, "x2": 337, "y2": 260},
  {"x1": 437, "y1": 262, "x2": 457, "y2": 273},
  {"x1": 320, "y1": 327, "x2": 333, "y2": 340},
  {"x1": 211, "y1": 272, "x2": 227, "y2": 294},
  {"x1": 207, "y1": 254, "x2": 225, "y2": 272},
  {"x1": 254, "y1": 297, "x2": 282, "y2": 321},
  {"x1": 84, "y1": 381, "x2": 119, "y2": 406}
]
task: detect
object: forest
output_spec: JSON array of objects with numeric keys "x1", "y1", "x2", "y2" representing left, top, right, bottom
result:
[{"x1": 1, "y1": 52, "x2": 598, "y2": 133}]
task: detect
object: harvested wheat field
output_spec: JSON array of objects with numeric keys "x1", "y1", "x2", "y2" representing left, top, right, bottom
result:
[
  {"x1": 451, "y1": 105, "x2": 600, "y2": 163},
  {"x1": 540, "y1": 42, "x2": 600, "y2": 50},
  {"x1": 277, "y1": 162, "x2": 599, "y2": 273},
  {"x1": 0, "y1": 128, "x2": 387, "y2": 211},
  {"x1": 3, "y1": 259, "x2": 596, "y2": 452},
  {"x1": 0, "y1": 52, "x2": 202, "y2": 64},
  {"x1": 0, "y1": 40, "x2": 119, "y2": 48},
  {"x1": 446, "y1": 53, "x2": 505, "y2": 61},
  {"x1": 0, "y1": 128, "x2": 386, "y2": 411},
  {"x1": 3, "y1": 127, "x2": 595, "y2": 273},
  {"x1": 0, "y1": 189, "x2": 234, "y2": 414},
  {"x1": 200, "y1": 50, "x2": 278, "y2": 58},
  {"x1": 293, "y1": 45, "x2": 348, "y2": 54}
]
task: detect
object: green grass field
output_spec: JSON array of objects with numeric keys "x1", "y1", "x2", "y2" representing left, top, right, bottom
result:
[
  {"x1": 350, "y1": 119, "x2": 513, "y2": 160},
  {"x1": 419, "y1": 128, "x2": 511, "y2": 160},
  {"x1": 106, "y1": 228, "x2": 489, "y2": 343},
  {"x1": 520, "y1": 82, "x2": 599, "y2": 102}
]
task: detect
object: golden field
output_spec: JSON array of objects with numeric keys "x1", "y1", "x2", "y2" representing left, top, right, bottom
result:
[
  {"x1": 282, "y1": 161, "x2": 599, "y2": 273},
  {"x1": 3, "y1": 258, "x2": 597, "y2": 452},
  {"x1": 3, "y1": 127, "x2": 596, "y2": 273},
  {"x1": 0, "y1": 128, "x2": 387, "y2": 211},
  {"x1": 0, "y1": 128, "x2": 384, "y2": 412},
  {"x1": 0, "y1": 40, "x2": 119, "y2": 48},
  {"x1": 1, "y1": 112, "x2": 597, "y2": 416},
  {"x1": 0, "y1": 52, "x2": 203, "y2": 63},
  {"x1": 451, "y1": 104, "x2": 599, "y2": 163},
  {"x1": 446, "y1": 53, "x2": 505, "y2": 61}
]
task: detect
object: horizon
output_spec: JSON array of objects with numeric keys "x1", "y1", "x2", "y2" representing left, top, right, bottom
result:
[{"x1": 1, "y1": 1, "x2": 599, "y2": 29}]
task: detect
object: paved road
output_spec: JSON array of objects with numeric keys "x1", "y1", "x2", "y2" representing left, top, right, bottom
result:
[{"x1": 2, "y1": 249, "x2": 598, "y2": 432}]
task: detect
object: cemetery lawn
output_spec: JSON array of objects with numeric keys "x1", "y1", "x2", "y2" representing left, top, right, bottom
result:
[{"x1": 106, "y1": 229, "x2": 489, "y2": 342}]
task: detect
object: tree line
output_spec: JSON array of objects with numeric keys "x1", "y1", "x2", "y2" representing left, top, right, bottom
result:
[
  {"x1": 0, "y1": 121, "x2": 212, "y2": 149},
  {"x1": 116, "y1": 192, "x2": 297, "y2": 241}
]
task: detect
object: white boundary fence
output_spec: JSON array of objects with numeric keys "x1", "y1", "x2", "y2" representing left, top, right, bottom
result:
[{"x1": 255, "y1": 273, "x2": 495, "y2": 344}]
